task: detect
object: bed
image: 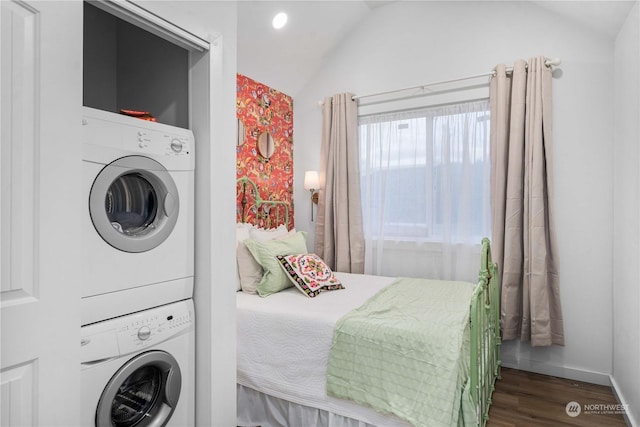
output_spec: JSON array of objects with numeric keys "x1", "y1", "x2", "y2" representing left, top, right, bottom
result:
[{"x1": 235, "y1": 177, "x2": 501, "y2": 427}]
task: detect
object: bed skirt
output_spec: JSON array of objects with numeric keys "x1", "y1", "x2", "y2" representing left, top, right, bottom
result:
[{"x1": 237, "y1": 384, "x2": 390, "y2": 427}]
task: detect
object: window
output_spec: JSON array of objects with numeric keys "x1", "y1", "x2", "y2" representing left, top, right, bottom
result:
[{"x1": 359, "y1": 100, "x2": 491, "y2": 244}]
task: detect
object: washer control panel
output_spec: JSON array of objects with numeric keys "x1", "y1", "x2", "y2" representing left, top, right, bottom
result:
[
  {"x1": 116, "y1": 302, "x2": 193, "y2": 355},
  {"x1": 80, "y1": 299, "x2": 194, "y2": 363}
]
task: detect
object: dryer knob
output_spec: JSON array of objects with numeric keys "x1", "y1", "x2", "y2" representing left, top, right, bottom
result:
[
  {"x1": 170, "y1": 139, "x2": 183, "y2": 153},
  {"x1": 137, "y1": 326, "x2": 151, "y2": 341}
]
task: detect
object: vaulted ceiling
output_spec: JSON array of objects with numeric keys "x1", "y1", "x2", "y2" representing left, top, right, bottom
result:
[
  {"x1": 237, "y1": 1, "x2": 636, "y2": 97},
  {"x1": 237, "y1": 0, "x2": 372, "y2": 95}
]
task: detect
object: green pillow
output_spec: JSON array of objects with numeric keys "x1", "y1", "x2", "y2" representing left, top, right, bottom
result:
[{"x1": 244, "y1": 231, "x2": 308, "y2": 297}]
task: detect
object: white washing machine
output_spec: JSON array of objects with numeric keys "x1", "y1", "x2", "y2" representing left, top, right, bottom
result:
[
  {"x1": 81, "y1": 299, "x2": 195, "y2": 427},
  {"x1": 81, "y1": 107, "x2": 194, "y2": 325}
]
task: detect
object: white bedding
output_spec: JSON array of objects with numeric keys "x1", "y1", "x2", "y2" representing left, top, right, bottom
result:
[{"x1": 236, "y1": 272, "x2": 412, "y2": 427}]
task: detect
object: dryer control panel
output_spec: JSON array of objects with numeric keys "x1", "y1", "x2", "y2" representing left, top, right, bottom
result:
[
  {"x1": 80, "y1": 299, "x2": 194, "y2": 364},
  {"x1": 81, "y1": 106, "x2": 195, "y2": 171},
  {"x1": 134, "y1": 129, "x2": 192, "y2": 157}
]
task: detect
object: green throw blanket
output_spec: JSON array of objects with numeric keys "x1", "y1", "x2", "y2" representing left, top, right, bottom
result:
[{"x1": 327, "y1": 277, "x2": 477, "y2": 427}]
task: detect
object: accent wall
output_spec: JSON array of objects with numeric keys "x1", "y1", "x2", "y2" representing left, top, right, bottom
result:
[{"x1": 236, "y1": 74, "x2": 294, "y2": 229}]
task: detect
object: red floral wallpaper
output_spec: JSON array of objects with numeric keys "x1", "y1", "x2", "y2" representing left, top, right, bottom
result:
[{"x1": 236, "y1": 74, "x2": 294, "y2": 229}]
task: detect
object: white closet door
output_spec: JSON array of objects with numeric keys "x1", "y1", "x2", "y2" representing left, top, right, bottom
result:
[{"x1": 1, "y1": 1, "x2": 82, "y2": 425}]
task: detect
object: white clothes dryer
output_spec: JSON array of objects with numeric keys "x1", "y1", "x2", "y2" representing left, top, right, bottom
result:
[
  {"x1": 81, "y1": 299, "x2": 195, "y2": 427},
  {"x1": 81, "y1": 107, "x2": 194, "y2": 324}
]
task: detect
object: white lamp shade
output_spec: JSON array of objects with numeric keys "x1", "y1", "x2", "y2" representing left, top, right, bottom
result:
[{"x1": 304, "y1": 171, "x2": 319, "y2": 190}]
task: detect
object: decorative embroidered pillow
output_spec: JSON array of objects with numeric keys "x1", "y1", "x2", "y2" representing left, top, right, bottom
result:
[{"x1": 277, "y1": 254, "x2": 344, "y2": 298}]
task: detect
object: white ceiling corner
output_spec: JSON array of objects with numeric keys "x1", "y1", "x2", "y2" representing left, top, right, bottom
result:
[
  {"x1": 530, "y1": 0, "x2": 636, "y2": 39},
  {"x1": 363, "y1": 0, "x2": 397, "y2": 10}
]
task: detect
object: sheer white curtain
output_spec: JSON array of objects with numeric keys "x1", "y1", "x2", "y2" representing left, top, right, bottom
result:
[{"x1": 359, "y1": 100, "x2": 491, "y2": 282}]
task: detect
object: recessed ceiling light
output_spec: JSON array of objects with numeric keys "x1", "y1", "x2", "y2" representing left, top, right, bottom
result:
[{"x1": 272, "y1": 12, "x2": 288, "y2": 29}]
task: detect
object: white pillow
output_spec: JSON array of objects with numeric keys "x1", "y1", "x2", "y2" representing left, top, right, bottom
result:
[
  {"x1": 249, "y1": 224, "x2": 288, "y2": 241},
  {"x1": 237, "y1": 243, "x2": 263, "y2": 294},
  {"x1": 235, "y1": 224, "x2": 253, "y2": 291},
  {"x1": 236, "y1": 222, "x2": 255, "y2": 230}
]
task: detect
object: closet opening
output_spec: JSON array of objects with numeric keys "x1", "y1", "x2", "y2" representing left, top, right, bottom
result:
[{"x1": 83, "y1": 1, "x2": 203, "y2": 128}]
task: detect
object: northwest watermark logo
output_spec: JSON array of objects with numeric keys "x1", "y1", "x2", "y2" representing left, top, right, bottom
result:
[
  {"x1": 565, "y1": 401, "x2": 629, "y2": 417},
  {"x1": 565, "y1": 401, "x2": 581, "y2": 417}
]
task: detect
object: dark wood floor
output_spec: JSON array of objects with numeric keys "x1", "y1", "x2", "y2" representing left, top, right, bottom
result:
[{"x1": 487, "y1": 368, "x2": 628, "y2": 426}]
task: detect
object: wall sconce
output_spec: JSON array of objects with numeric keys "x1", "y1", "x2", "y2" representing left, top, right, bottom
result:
[{"x1": 304, "y1": 171, "x2": 319, "y2": 221}]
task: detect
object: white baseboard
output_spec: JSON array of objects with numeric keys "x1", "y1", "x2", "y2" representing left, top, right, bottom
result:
[
  {"x1": 610, "y1": 375, "x2": 638, "y2": 427},
  {"x1": 500, "y1": 358, "x2": 611, "y2": 386}
]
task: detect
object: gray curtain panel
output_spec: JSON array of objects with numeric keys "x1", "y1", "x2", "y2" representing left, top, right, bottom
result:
[
  {"x1": 490, "y1": 57, "x2": 564, "y2": 347},
  {"x1": 314, "y1": 93, "x2": 365, "y2": 273}
]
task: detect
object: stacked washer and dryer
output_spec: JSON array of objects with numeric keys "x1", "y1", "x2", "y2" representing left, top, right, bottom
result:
[{"x1": 80, "y1": 107, "x2": 196, "y2": 427}]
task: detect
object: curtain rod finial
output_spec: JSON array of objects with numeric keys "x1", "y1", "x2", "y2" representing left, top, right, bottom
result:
[{"x1": 546, "y1": 57, "x2": 561, "y2": 67}]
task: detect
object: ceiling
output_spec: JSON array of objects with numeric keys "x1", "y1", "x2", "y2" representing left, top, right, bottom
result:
[
  {"x1": 237, "y1": 0, "x2": 637, "y2": 97},
  {"x1": 531, "y1": 0, "x2": 635, "y2": 39},
  {"x1": 237, "y1": 1, "x2": 373, "y2": 96}
]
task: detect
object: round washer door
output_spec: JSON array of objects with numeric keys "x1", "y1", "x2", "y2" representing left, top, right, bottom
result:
[
  {"x1": 96, "y1": 350, "x2": 182, "y2": 427},
  {"x1": 89, "y1": 156, "x2": 179, "y2": 253}
]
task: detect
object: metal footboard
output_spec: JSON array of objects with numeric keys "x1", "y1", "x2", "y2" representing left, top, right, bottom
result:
[{"x1": 469, "y1": 237, "x2": 501, "y2": 426}]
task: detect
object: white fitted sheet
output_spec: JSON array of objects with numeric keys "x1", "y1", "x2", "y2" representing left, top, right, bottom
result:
[{"x1": 236, "y1": 272, "x2": 412, "y2": 427}]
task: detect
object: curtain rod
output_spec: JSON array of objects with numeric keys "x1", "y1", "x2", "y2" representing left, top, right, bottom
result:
[{"x1": 351, "y1": 57, "x2": 561, "y2": 102}]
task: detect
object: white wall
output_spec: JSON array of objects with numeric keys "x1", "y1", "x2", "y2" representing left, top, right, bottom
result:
[
  {"x1": 135, "y1": 2, "x2": 238, "y2": 426},
  {"x1": 294, "y1": 0, "x2": 616, "y2": 384},
  {"x1": 613, "y1": 2, "x2": 640, "y2": 425}
]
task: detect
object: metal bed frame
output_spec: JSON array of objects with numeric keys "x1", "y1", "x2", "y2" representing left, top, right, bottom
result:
[
  {"x1": 236, "y1": 176, "x2": 289, "y2": 229},
  {"x1": 236, "y1": 175, "x2": 500, "y2": 426},
  {"x1": 470, "y1": 237, "x2": 501, "y2": 426}
]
